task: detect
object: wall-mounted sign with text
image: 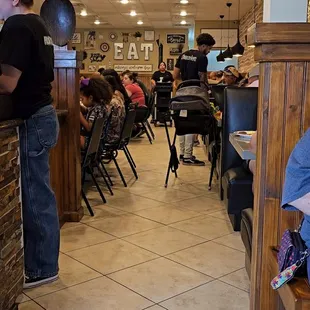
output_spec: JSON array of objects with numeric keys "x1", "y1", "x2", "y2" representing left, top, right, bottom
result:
[
  {"x1": 167, "y1": 34, "x2": 186, "y2": 44},
  {"x1": 114, "y1": 64, "x2": 153, "y2": 72}
]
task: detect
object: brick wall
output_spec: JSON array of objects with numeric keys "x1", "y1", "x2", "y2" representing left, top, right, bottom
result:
[
  {"x1": 238, "y1": 0, "x2": 264, "y2": 72},
  {"x1": 0, "y1": 128, "x2": 23, "y2": 310}
]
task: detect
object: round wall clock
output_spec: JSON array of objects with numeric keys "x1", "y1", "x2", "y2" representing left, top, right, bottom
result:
[
  {"x1": 109, "y1": 32, "x2": 118, "y2": 41},
  {"x1": 100, "y1": 42, "x2": 110, "y2": 53}
]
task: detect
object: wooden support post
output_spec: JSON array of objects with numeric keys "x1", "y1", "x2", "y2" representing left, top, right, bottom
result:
[
  {"x1": 50, "y1": 50, "x2": 84, "y2": 223},
  {"x1": 248, "y1": 23, "x2": 310, "y2": 310}
]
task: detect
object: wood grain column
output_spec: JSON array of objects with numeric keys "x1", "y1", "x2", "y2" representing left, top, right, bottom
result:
[
  {"x1": 248, "y1": 23, "x2": 310, "y2": 310},
  {"x1": 50, "y1": 50, "x2": 84, "y2": 222}
]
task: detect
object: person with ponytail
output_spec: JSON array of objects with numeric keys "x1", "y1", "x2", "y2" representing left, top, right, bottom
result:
[{"x1": 122, "y1": 72, "x2": 146, "y2": 108}]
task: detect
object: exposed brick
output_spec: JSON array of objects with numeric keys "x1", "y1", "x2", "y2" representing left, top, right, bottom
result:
[{"x1": 238, "y1": 0, "x2": 263, "y2": 72}]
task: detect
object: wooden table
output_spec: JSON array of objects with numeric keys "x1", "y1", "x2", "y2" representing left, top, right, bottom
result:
[{"x1": 229, "y1": 133, "x2": 256, "y2": 160}]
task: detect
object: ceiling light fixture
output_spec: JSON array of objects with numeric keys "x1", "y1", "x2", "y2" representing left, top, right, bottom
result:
[
  {"x1": 180, "y1": 20, "x2": 187, "y2": 25},
  {"x1": 137, "y1": 20, "x2": 143, "y2": 25},
  {"x1": 130, "y1": 10, "x2": 137, "y2": 16},
  {"x1": 180, "y1": 10, "x2": 187, "y2": 16},
  {"x1": 223, "y1": 2, "x2": 233, "y2": 60},
  {"x1": 216, "y1": 15, "x2": 225, "y2": 63},
  {"x1": 232, "y1": 0, "x2": 245, "y2": 57},
  {"x1": 120, "y1": 0, "x2": 129, "y2": 3},
  {"x1": 180, "y1": 0, "x2": 189, "y2": 4},
  {"x1": 246, "y1": 0, "x2": 256, "y2": 48},
  {"x1": 94, "y1": 19, "x2": 100, "y2": 25},
  {"x1": 80, "y1": 9, "x2": 87, "y2": 16}
]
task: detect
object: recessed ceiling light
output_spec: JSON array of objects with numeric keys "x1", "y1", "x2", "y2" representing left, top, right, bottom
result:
[
  {"x1": 94, "y1": 19, "x2": 100, "y2": 25},
  {"x1": 180, "y1": 20, "x2": 187, "y2": 25},
  {"x1": 130, "y1": 10, "x2": 137, "y2": 16},
  {"x1": 137, "y1": 20, "x2": 143, "y2": 25},
  {"x1": 180, "y1": 0, "x2": 189, "y2": 3},
  {"x1": 120, "y1": 0, "x2": 129, "y2": 3},
  {"x1": 180, "y1": 10, "x2": 187, "y2": 16},
  {"x1": 80, "y1": 9, "x2": 87, "y2": 16}
]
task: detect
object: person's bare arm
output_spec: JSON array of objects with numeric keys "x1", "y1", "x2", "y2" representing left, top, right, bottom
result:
[
  {"x1": 290, "y1": 192, "x2": 310, "y2": 216},
  {"x1": 249, "y1": 131, "x2": 257, "y2": 154},
  {"x1": 151, "y1": 79, "x2": 156, "y2": 88},
  {"x1": 198, "y1": 72, "x2": 209, "y2": 90},
  {"x1": 173, "y1": 67, "x2": 181, "y2": 81},
  {"x1": 80, "y1": 112, "x2": 92, "y2": 132},
  {"x1": 0, "y1": 64, "x2": 22, "y2": 94}
]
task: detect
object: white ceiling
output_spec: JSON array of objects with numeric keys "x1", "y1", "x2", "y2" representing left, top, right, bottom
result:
[{"x1": 35, "y1": 0, "x2": 254, "y2": 29}]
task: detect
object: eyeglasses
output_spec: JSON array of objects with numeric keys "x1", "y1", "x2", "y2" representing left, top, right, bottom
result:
[{"x1": 80, "y1": 78, "x2": 90, "y2": 88}]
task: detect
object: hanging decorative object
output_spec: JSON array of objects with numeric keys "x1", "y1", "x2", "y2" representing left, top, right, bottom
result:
[
  {"x1": 222, "y1": 2, "x2": 233, "y2": 60},
  {"x1": 100, "y1": 42, "x2": 110, "y2": 53},
  {"x1": 156, "y1": 38, "x2": 164, "y2": 64},
  {"x1": 90, "y1": 53, "x2": 106, "y2": 63},
  {"x1": 216, "y1": 15, "x2": 225, "y2": 63},
  {"x1": 232, "y1": 0, "x2": 245, "y2": 57},
  {"x1": 133, "y1": 31, "x2": 142, "y2": 41},
  {"x1": 122, "y1": 32, "x2": 129, "y2": 43},
  {"x1": 109, "y1": 32, "x2": 118, "y2": 41}
]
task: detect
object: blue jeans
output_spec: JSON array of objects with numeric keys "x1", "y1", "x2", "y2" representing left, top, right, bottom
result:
[{"x1": 19, "y1": 105, "x2": 60, "y2": 278}]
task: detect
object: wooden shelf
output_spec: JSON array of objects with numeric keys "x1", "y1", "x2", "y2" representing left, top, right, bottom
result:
[{"x1": 268, "y1": 247, "x2": 310, "y2": 310}]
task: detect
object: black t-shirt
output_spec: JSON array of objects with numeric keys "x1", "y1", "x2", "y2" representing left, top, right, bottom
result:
[
  {"x1": 151, "y1": 70, "x2": 174, "y2": 83},
  {"x1": 175, "y1": 49, "x2": 208, "y2": 81},
  {"x1": 0, "y1": 14, "x2": 54, "y2": 119}
]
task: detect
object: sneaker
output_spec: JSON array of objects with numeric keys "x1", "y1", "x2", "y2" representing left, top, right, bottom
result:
[
  {"x1": 24, "y1": 274, "x2": 59, "y2": 289},
  {"x1": 183, "y1": 158, "x2": 205, "y2": 166}
]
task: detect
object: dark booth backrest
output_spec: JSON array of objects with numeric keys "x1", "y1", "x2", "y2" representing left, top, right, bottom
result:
[{"x1": 221, "y1": 87, "x2": 258, "y2": 175}]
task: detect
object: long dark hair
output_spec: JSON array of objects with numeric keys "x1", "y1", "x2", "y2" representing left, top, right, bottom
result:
[
  {"x1": 102, "y1": 69, "x2": 131, "y2": 106},
  {"x1": 80, "y1": 77, "x2": 113, "y2": 105},
  {"x1": 103, "y1": 75, "x2": 118, "y2": 93},
  {"x1": 126, "y1": 72, "x2": 139, "y2": 83}
]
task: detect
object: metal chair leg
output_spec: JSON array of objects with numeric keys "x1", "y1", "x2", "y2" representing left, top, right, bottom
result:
[
  {"x1": 124, "y1": 145, "x2": 136, "y2": 168},
  {"x1": 82, "y1": 189, "x2": 94, "y2": 216},
  {"x1": 123, "y1": 147, "x2": 138, "y2": 180},
  {"x1": 112, "y1": 155, "x2": 127, "y2": 187},
  {"x1": 89, "y1": 167, "x2": 107, "y2": 203},
  {"x1": 142, "y1": 123, "x2": 153, "y2": 144},
  {"x1": 100, "y1": 160, "x2": 113, "y2": 186},
  {"x1": 208, "y1": 145, "x2": 217, "y2": 190},
  {"x1": 146, "y1": 120, "x2": 155, "y2": 139},
  {"x1": 96, "y1": 162, "x2": 114, "y2": 196}
]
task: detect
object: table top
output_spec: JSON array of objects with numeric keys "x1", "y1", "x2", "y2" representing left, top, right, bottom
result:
[{"x1": 229, "y1": 133, "x2": 256, "y2": 160}]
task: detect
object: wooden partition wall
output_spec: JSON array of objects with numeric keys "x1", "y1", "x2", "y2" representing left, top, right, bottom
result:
[
  {"x1": 50, "y1": 50, "x2": 84, "y2": 223},
  {"x1": 248, "y1": 23, "x2": 310, "y2": 310}
]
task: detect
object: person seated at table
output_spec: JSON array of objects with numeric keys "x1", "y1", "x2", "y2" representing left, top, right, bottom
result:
[
  {"x1": 247, "y1": 65, "x2": 259, "y2": 87},
  {"x1": 102, "y1": 75, "x2": 126, "y2": 144},
  {"x1": 222, "y1": 66, "x2": 240, "y2": 86},
  {"x1": 79, "y1": 77, "x2": 113, "y2": 148},
  {"x1": 101, "y1": 69, "x2": 131, "y2": 110},
  {"x1": 123, "y1": 72, "x2": 146, "y2": 108},
  {"x1": 151, "y1": 62, "x2": 174, "y2": 88},
  {"x1": 281, "y1": 129, "x2": 310, "y2": 249},
  {"x1": 208, "y1": 71, "x2": 223, "y2": 85}
]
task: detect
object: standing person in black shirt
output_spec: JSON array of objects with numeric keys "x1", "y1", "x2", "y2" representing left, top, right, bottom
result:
[
  {"x1": 173, "y1": 33, "x2": 215, "y2": 166},
  {"x1": 0, "y1": 0, "x2": 60, "y2": 289},
  {"x1": 151, "y1": 62, "x2": 174, "y2": 88}
]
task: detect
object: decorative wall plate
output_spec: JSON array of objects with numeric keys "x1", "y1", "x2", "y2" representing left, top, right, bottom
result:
[
  {"x1": 109, "y1": 32, "x2": 118, "y2": 41},
  {"x1": 100, "y1": 42, "x2": 110, "y2": 53}
]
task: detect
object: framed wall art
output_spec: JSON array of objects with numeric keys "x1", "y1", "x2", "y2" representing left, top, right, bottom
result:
[
  {"x1": 167, "y1": 59, "x2": 175, "y2": 71},
  {"x1": 167, "y1": 34, "x2": 186, "y2": 44},
  {"x1": 72, "y1": 33, "x2": 81, "y2": 44},
  {"x1": 144, "y1": 30, "x2": 155, "y2": 41},
  {"x1": 84, "y1": 31, "x2": 96, "y2": 50}
]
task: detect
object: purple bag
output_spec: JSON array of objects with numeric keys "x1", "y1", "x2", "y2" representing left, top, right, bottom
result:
[{"x1": 278, "y1": 229, "x2": 307, "y2": 274}]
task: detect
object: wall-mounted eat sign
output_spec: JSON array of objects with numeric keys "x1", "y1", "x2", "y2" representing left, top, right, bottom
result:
[{"x1": 114, "y1": 43, "x2": 154, "y2": 61}]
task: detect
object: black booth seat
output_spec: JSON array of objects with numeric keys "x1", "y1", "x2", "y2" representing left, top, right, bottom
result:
[
  {"x1": 240, "y1": 208, "x2": 253, "y2": 278},
  {"x1": 220, "y1": 87, "x2": 258, "y2": 231}
]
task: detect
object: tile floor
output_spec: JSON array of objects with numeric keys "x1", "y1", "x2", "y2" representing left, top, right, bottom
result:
[{"x1": 19, "y1": 126, "x2": 250, "y2": 310}]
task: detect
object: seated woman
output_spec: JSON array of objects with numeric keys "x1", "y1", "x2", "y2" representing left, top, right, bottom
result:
[
  {"x1": 79, "y1": 77, "x2": 113, "y2": 148},
  {"x1": 122, "y1": 72, "x2": 146, "y2": 108},
  {"x1": 222, "y1": 67, "x2": 241, "y2": 86},
  {"x1": 103, "y1": 75, "x2": 126, "y2": 144},
  {"x1": 151, "y1": 62, "x2": 174, "y2": 88},
  {"x1": 282, "y1": 129, "x2": 310, "y2": 249},
  {"x1": 101, "y1": 69, "x2": 132, "y2": 109}
]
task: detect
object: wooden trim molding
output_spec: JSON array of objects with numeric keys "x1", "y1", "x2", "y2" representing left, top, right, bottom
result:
[{"x1": 250, "y1": 23, "x2": 310, "y2": 310}]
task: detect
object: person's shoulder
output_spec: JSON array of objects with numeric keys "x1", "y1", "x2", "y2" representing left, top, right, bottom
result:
[{"x1": 4, "y1": 14, "x2": 37, "y2": 29}]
